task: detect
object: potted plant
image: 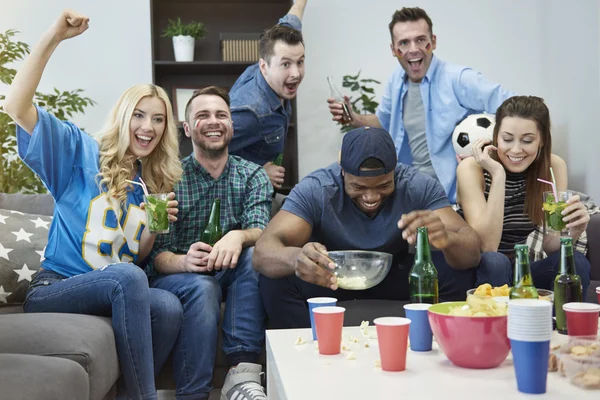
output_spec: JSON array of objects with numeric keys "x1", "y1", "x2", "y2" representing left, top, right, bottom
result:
[
  {"x1": 162, "y1": 18, "x2": 207, "y2": 62},
  {"x1": 339, "y1": 71, "x2": 381, "y2": 133}
]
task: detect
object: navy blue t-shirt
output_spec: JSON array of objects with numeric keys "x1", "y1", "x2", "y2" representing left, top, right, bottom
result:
[{"x1": 282, "y1": 163, "x2": 450, "y2": 260}]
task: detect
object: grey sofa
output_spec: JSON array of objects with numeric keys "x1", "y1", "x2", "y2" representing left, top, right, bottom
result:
[{"x1": 0, "y1": 193, "x2": 599, "y2": 400}]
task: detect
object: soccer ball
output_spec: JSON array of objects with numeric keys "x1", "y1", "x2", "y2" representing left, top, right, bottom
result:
[{"x1": 452, "y1": 113, "x2": 496, "y2": 157}]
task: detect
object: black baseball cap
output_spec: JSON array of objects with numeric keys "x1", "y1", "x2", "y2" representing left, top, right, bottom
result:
[{"x1": 340, "y1": 126, "x2": 397, "y2": 177}]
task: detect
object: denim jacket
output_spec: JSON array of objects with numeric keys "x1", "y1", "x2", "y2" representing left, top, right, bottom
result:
[
  {"x1": 376, "y1": 55, "x2": 515, "y2": 203},
  {"x1": 228, "y1": 14, "x2": 302, "y2": 167}
]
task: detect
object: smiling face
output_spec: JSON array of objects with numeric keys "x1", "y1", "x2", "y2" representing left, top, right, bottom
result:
[
  {"x1": 390, "y1": 19, "x2": 436, "y2": 83},
  {"x1": 343, "y1": 170, "x2": 395, "y2": 217},
  {"x1": 259, "y1": 40, "x2": 305, "y2": 100},
  {"x1": 496, "y1": 116, "x2": 542, "y2": 173},
  {"x1": 128, "y1": 96, "x2": 166, "y2": 158},
  {"x1": 185, "y1": 94, "x2": 232, "y2": 158}
]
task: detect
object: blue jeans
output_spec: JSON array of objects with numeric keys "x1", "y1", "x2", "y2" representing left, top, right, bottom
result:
[
  {"x1": 150, "y1": 247, "x2": 265, "y2": 400},
  {"x1": 531, "y1": 251, "x2": 592, "y2": 298},
  {"x1": 259, "y1": 251, "x2": 512, "y2": 329},
  {"x1": 24, "y1": 264, "x2": 183, "y2": 400}
]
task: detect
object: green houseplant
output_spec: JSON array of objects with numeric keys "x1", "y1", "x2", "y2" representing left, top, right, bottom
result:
[
  {"x1": 0, "y1": 29, "x2": 95, "y2": 194},
  {"x1": 339, "y1": 71, "x2": 381, "y2": 133},
  {"x1": 161, "y1": 18, "x2": 207, "y2": 62}
]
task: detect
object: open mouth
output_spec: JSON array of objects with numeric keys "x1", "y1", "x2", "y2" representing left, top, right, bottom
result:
[
  {"x1": 408, "y1": 57, "x2": 423, "y2": 71},
  {"x1": 135, "y1": 134, "x2": 154, "y2": 148},
  {"x1": 204, "y1": 131, "x2": 223, "y2": 140},
  {"x1": 361, "y1": 200, "x2": 380, "y2": 210},
  {"x1": 507, "y1": 155, "x2": 526, "y2": 164},
  {"x1": 284, "y1": 82, "x2": 298, "y2": 95}
]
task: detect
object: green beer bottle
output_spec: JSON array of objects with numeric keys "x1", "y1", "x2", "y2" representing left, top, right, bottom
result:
[
  {"x1": 273, "y1": 153, "x2": 284, "y2": 167},
  {"x1": 509, "y1": 244, "x2": 539, "y2": 299},
  {"x1": 409, "y1": 227, "x2": 439, "y2": 304},
  {"x1": 554, "y1": 237, "x2": 583, "y2": 334},
  {"x1": 200, "y1": 198, "x2": 222, "y2": 276}
]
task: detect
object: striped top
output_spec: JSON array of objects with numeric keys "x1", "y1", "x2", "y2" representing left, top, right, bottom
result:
[{"x1": 484, "y1": 170, "x2": 536, "y2": 256}]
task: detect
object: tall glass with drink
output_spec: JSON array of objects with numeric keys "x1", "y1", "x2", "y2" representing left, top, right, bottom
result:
[
  {"x1": 554, "y1": 237, "x2": 583, "y2": 334},
  {"x1": 409, "y1": 227, "x2": 439, "y2": 304},
  {"x1": 543, "y1": 191, "x2": 570, "y2": 236}
]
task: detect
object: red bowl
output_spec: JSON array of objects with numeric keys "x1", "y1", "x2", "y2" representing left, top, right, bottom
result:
[{"x1": 428, "y1": 302, "x2": 510, "y2": 369}]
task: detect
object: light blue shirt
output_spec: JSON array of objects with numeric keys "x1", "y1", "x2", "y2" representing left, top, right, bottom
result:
[{"x1": 376, "y1": 55, "x2": 515, "y2": 203}]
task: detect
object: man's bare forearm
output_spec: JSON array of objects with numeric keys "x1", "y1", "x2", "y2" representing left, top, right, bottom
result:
[
  {"x1": 239, "y1": 228, "x2": 263, "y2": 248},
  {"x1": 288, "y1": 0, "x2": 308, "y2": 20},
  {"x1": 351, "y1": 113, "x2": 382, "y2": 128},
  {"x1": 253, "y1": 233, "x2": 300, "y2": 278},
  {"x1": 441, "y1": 227, "x2": 481, "y2": 269},
  {"x1": 153, "y1": 251, "x2": 185, "y2": 275}
]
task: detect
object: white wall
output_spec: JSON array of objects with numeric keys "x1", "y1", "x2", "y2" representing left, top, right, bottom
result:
[
  {"x1": 0, "y1": 0, "x2": 152, "y2": 133},
  {"x1": 298, "y1": 0, "x2": 600, "y2": 201}
]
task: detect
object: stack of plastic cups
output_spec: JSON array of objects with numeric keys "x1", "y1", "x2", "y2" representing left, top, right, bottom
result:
[{"x1": 507, "y1": 299, "x2": 553, "y2": 394}]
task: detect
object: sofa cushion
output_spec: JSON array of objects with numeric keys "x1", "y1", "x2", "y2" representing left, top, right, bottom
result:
[
  {"x1": 0, "y1": 353, "x2": 89, "y2": 400},
  {"x1": 0, "y1": 193, "x2": 55, "y2": 216},
  {"x1": 0, "y1": 313, "x2": 119, "y2": 400},
  {"x1": 0, "y1": 209, "x2": 51, "y2": 305}
]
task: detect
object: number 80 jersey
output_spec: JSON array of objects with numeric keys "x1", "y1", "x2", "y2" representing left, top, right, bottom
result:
[{"x1": 17, "y1": 107, "x2": 147, "y2": 277}]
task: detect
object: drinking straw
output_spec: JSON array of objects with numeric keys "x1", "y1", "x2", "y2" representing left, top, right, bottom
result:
[
  {"x1": 126, "y1": 179, "x2": 149, "y2": 196},
  {"x1": 549, "y1": 167, "x2": 558, "y2": 197},
  {"x1": 537, "y1": 178, "x2": 557, "y2": 200}
]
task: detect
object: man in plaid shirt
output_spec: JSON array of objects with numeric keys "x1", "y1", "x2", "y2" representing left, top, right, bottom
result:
[{"x1": 148, "y1": 86, "x2": 272, "y2": 400}]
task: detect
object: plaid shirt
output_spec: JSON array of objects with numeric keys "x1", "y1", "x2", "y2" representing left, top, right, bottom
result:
[{"x1": 147, "y1": 154, "x2": 272, "y2": 275}]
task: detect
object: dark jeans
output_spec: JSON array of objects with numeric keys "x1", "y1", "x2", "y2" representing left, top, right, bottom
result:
[
  {"x1": 531, "y1": 251, "x2": 591, "y2": 297},
  {"x1": 24, "y1": 264, "x2": 183, "y2": 400},
  {"x1": 150, "y1": 247, "x2": 265, "y2": 400},
  {"x1": 259, "y1": 251, "x2": 512, "y2": 329}
]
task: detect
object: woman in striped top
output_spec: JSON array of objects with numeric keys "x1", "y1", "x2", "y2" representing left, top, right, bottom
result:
[{"x1": 456, "y1": 96, "x2": 591, "y2": 296}]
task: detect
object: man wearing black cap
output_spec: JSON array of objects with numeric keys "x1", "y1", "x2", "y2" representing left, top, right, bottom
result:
[{"x1": 253, "y1": 126, "x2": 511, "y2": 329}]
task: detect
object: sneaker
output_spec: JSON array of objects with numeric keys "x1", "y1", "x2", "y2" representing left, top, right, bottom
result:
[{"x1": 221, "y1": 362, "x2": 267, "y2": 400}]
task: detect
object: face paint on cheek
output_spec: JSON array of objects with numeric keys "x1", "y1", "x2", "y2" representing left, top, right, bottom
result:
[
  {"x1": 395, "y1": 48, "x2": 404, "y2": 59},
  {"x1": 194, "y1": 119, "x2": 200, "y2": 129},
  {"x1": 425, "y1": 43, "x2": 432, "y2": 52}
]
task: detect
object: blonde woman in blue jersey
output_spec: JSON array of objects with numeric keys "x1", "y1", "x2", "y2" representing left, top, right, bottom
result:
[{"x1": 3, "y1": 10, "x2": 183, "y2": 400}]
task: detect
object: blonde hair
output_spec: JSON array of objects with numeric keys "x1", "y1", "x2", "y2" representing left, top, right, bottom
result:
[{"x1": 95, "y1": 84, "x2": 182, "y2": 206}]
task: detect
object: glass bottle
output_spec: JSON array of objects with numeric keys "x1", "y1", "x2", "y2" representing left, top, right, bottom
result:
[
  {"x1": 509, "y1": 244, "x2": 539, "y2": 299},
  {"x1": 327, "y1": 76, "x2": 352, "y2": 124},
  {"x1": 273, "y1": 153, "x2": 284, "y2": 166},
  {"x1": 200, "y1": 198, "x2": 222, "y2": 276},
  {"x1": 409, "y1": 227, "x2": 439, "y2": 304},
  {"x1": 554, "y1": 237, "x2": 583, "y2": 334}
]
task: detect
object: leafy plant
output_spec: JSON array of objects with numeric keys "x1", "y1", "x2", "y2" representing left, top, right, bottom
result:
[
  {"x1": 161, "y1": 18, "x2": 207, "y2": 40},
  {"x1": 340, "y1": 71, "x2": 381, "y2": 133},
  {"x1": 0, "y1": 29, "x2": 95, "y2": 194}
]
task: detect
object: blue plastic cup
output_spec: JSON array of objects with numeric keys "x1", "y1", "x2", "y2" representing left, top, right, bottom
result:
[
  {"x1": 307, "y1": 297, "x2": 337, "y2": 341},
  {"x1": 403, "y1": 303, "x2": 433, "y2": 351},
  {"x1": 510, "y1": 339, "x2": 550, "y2": 394}
]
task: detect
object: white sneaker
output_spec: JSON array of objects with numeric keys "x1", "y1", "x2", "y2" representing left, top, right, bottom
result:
[{"x1": 221, "y1": 362, "x2": 267, "y2": 400}]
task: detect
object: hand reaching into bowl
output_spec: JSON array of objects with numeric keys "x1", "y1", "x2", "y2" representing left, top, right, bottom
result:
[{"x1": 294, "y1": 242, "x2": 338, "y2": 290}]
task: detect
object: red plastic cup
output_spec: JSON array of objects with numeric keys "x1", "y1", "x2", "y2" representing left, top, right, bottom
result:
[
  {"x1": 563, "y1": 302, "x2": 600, "y2": 336},
  {"x1": 313, "y1": 306, "x2": 345, "y2": 355},
  {"x1": 374, "y1": 317, "x2": 411, "y2": 372}
]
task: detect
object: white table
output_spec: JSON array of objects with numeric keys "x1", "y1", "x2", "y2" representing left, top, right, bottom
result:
[{"x1": 266, "y1": 326, "x2": 597, "y2": 400}]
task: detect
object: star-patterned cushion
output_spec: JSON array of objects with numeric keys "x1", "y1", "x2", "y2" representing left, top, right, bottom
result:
[{"x1": 0, "y1": 209, "x2": 51, "y2": 305}]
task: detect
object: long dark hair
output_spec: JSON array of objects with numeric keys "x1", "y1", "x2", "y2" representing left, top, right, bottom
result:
[{"x1": 492, "y1": 96, "x2": 552, "y2": 225}]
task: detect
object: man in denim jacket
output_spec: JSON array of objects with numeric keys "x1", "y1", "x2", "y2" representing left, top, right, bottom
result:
[
  {"x1": 229, "y1": 0, "x2": 307, "y2": 190},
  {"x1": 328, "y1": 7, "x2": 515, "y2": 203}
]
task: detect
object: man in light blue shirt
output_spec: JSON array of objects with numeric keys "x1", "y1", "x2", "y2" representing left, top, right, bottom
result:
[{"x1": 328, "y1": 7, "x2": 515, "y2": 203}]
